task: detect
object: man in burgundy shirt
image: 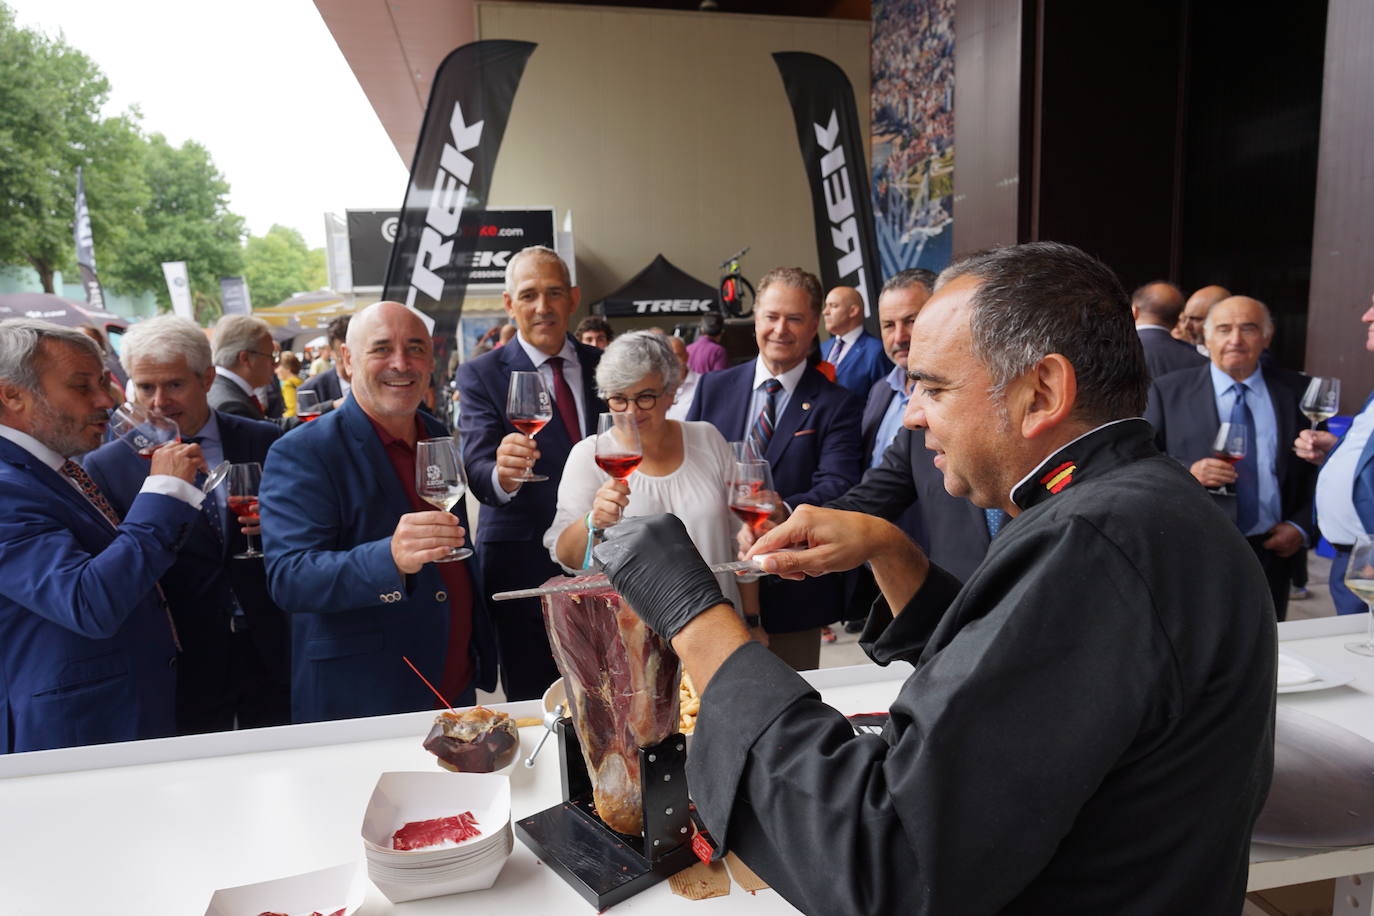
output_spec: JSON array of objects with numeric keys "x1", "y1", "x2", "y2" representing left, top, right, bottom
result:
[
  {"x1": 686, "y1": 311, "x2": 729, "y2": 374},
  {"x1": 261, "y1": 301, "x2": 495, "y2": 722}
]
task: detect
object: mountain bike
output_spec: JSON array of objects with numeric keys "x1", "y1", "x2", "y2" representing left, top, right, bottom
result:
[{"x1": 718, "y1": 246, "x2": 755, "y2": 318}]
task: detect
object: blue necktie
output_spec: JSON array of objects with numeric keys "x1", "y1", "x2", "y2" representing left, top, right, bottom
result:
[
  {"x1": 829, "y1": 337, "x2": 846, "y2": 365},
  {"x1": 750, "y1": 378, "x2": 783, "y2": 455},
  {"x1": 1228, "y1": 384, "x2": 1259, "y2": 532},
  {"x1": 985, "y1": 509, "x2": 1004, "y2": 539},
  {"x1": 186, "y1": 437, "x2": 224, "y2": 549}
]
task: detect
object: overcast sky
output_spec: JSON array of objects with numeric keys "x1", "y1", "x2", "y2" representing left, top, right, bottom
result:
[{"x1": 8, "y1": 0, "x2": 410, "y2": 250}]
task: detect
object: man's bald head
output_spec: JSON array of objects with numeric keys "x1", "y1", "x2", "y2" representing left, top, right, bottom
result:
[
  {"x1": 343, "y1": 301, "x2": 434, "y2": 429},
  {"x1": 822, "y1": 286, "x2": 865, "y2": 337},
  {"x1": 1179, "y1": 285, "x2": 1231, "y2": 345},
  {"x1": 1131, "y1": 281, "x2": 1185, "y2": 328}
]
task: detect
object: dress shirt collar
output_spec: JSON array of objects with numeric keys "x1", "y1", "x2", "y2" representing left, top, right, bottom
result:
[
  {"x1": 1208, "y1": 362, "x2": 1263, "y2": 399},
  {"x1": 189, "y1": 411, "x2": 222, "y2": 446},
  {"x1": 515, "y1": 331, "x2": 578, "y2": 369},
  {"x1": 0, "y1": 423, "x2": 66, "y2": 472},
  {"x1": 751, "y1": 356, "x2": 808, "y2": 395},
  {"x1": 833, "y1": 325, "x2": 864, "y2": 350},
  {"x1": 1135, "y1": 323, "x2": 1172, "y2": 333},
  {"x1": 215, "y1": 365, "x2": 256, "y2": 397},
  {"x1": 883, "y1": 363, "x2": 910, "y2": 395}
]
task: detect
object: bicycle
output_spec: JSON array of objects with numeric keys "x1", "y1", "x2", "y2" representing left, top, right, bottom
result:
[{"x1": 717, "y1": 246, "x2": 755, "y2": 318}]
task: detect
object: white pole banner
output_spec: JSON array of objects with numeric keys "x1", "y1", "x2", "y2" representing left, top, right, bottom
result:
[{"x1": 161, "y1": 261, "x2": 194, "y2": 321}]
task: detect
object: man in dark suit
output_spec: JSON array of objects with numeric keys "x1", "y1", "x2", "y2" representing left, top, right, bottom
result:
[
  {"x1": 688, "y1": 266, "x2": 863, "y2": 669},
  {"x1": 1145, "y1": 295, "x2": 1315, "y2": 619},
  {"x1": 261, "y1": 301, "x2": 496, "y2": 722},
  {"x1": 821, "y1": 285, "x2": 888, "y2": 397},
  {"x1": 457, "y1": 246, "x2": 605, "y2": 701},
  {"x1": 209, "y1": 315, "x2": 280, "y2": 422},
  {"x1": 297, "y1": 315, "x2": 350, "y2": 413},
  {"x1": 0, "y1": 319, "x2": 204, "y2": 753},
  {"x1": 84, "y1": 315, "x2": 290, "y2": 733},
  {"x1": 1133, "y1": 281, "x2": 1206, "y2": 380}
]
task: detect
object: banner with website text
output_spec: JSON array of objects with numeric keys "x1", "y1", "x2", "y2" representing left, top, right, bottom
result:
[{"x1": 774, "y1": 51, "x2": 883, "y2": 337}]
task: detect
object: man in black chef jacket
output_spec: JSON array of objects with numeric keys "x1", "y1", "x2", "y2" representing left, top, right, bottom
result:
[{"x1": 594, "y1": 241, "x2": 1275, "y2": 916}]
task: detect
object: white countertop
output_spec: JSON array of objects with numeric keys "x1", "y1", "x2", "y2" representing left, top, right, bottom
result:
[{"x1": 1, "y1": 616, "x2": 1369, "y2": 914}]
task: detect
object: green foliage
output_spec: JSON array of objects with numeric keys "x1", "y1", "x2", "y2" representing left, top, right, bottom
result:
[
  {"x1": 0, "y1": 4, "x2": 147, "y2": 291},
  {"x1": 242, "y1": 225, "x2": 327, "y2": 309},
  {"x1": 104, "y1": 133, "x2": 245, "y2": 317}
]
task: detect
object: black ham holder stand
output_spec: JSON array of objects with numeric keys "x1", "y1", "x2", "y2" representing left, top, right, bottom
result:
[{"x1": 514, "y1": 717, "x2": 697, "y2": 909}]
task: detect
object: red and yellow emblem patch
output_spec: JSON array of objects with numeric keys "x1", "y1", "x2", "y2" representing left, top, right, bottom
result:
[{"x1": 1040, "y1": 461, "x2": 1076, "y2": 494}]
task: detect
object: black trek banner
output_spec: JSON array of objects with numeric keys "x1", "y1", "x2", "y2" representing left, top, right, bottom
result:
[
  {"x1": 72, "y1": 167, "x2": 108, "y2": 313},
  {"x1": 773, "y1": 52, "x2": 882, "y2": 338},
  {"x1": 382, "y1": 40, "x2": 537, "y2": 347}
]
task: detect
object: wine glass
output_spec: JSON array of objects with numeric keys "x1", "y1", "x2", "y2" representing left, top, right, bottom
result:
[
  {"x1": 729, "y1": 440, "x2": 762, "y2": 463},
  {"x1": 226, "y1": 462, "x2": 263, "y2": 560},
  {"x1": 415, "y1": 436, "x2": 472, "y2": 562},
  {"x1": 109, "y1": 403, "x2": 180, "y2": 458},
  {"x1": 1300, "y1": 376, "x2": 1340, "y2": 429},
  {"x1": 1209, "y1": 421, "x2": 1247, "y2": 495},
  {"x1": 506, "y1": 371, "x2": 553, "y2": 483},
  {"x1": 728, "y1": 459, "x2": 779, "y2": 536},
  {"x1": 1343, "y1": 534, "x2": 1374, "y2": 657},
  {"x1": 594, "y1": 412, "x2": 643, "y2": 482},
  {"x1": 295, "y1": 389, "x2": 323, "y2": 421}
]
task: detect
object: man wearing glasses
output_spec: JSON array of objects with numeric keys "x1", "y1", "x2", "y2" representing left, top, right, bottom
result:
[{"x1": 208, "y1": 315, "x2": 291, "y2": 428}]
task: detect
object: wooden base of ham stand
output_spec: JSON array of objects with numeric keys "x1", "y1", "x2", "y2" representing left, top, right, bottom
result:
[{"x1": 514, "y1": 718, "x2": 696, "y2": 910}]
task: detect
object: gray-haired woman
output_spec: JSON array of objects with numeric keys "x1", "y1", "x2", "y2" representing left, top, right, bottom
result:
[{"x1": 544, "y1": 331, "x2": 761, "y2": 636}]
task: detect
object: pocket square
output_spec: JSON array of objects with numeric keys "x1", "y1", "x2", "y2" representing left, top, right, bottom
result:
[{"x1": 793, "y1": 429, "x2": 817, "y2": 437}]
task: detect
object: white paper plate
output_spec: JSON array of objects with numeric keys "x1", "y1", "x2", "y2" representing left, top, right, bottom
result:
[
  {"x1": 1276, "y1": 650, "x2": 1356, "y2": 694},
  {"x1": 204, "y1": 860, "x2": 364, "y2": 916},
  {"x1": 361, "y1": 771, "x2": 511, "y2": 859}
]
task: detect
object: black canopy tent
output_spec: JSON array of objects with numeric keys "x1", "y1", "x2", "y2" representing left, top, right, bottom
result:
[{"x1": 592, "y1": 254, "x2": 717, "y2": 318}]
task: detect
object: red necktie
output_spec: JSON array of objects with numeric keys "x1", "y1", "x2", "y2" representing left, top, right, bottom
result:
[
  {"x1": 250, "y1": 394, "x2": 265, "y2": 415},
  {"x1": 61, "y1": 460, "x2": 182, "y2": 651},
  {"x1": 544, "y1": 356, "x2": 582, "y2": 440}
]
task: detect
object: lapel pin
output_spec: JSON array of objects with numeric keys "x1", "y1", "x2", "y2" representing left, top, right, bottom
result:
[{"x1": 802, "y1": 402, "x2": 812, "y2": 410}]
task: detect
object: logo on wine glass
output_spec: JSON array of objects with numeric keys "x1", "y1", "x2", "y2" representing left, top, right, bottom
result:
[
  {"x1": 425, "y1": 465, "x2": 441, "y2": 483},
  {"x1": 538, "y1": 391, "x2": 550, "y2": 410},
  {"x1": 734, "y1": 484, "x2": 750, "y2": 501},
  {"x1": 134, "y1": 434, "x2": 151, "y2": 450}
]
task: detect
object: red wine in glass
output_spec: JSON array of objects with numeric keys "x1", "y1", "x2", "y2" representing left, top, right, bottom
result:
[
  {"x1": 226, "y1": 495, "x2": 260, "y2": 523},
  {"x1": 595, "y1": 452, "x2": 643, "y2": 480},
  {"x1": 511, "y1": 417, "x2": 549, "y2": 438},
  {"x1": 506, "y1": 371, "x2": 553, "y2": 482},
  {"x1": 295, "y1": 390, "x2": 323, "y2": 421},
  {"x1": 227, "y1": 462, "x2": 264, "y2": 559},
  {"x1": 730, "y1": 503, "x2": 775, "y2": 533}
]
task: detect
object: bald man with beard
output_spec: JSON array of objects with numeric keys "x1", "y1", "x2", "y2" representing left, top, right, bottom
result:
[{"x1": 261, "y1": 301, "x2": 496, "y2": 722}]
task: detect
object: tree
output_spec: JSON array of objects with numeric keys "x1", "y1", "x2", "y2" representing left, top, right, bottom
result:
[
  {"x1": 103, "y1": 133, "x2": 245, "y2": 319},
  {"x1": 0, "y1": 4, "x2": 148, "y2": 292},
  {"x1": 242, "y1": 225, "x2": 327, "y2": 309}
]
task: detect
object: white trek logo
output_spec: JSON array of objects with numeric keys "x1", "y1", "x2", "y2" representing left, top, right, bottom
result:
[
  {"x1": 405, "y1": 102, "x2": 484, "y2": 310},
  {"x1": 632, "y1": 299, "x2": 713, "y2": 315},
  {"x1": 814, "y1": 110, "x2": 870, "y2": 316}
]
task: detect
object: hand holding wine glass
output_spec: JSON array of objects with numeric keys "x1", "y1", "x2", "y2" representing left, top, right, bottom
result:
[
  {"x1": 505, "y1": 371, "x2": 553, "y2": 483},
  {"x1": 414, "y1": 437, "x2": 472, "y2": 562},
  {"x1": 226, "y1": 462, "x2": 263, "y2": 559},
  {"x1": 1192, "y1": 422, "x2": 1245, "y2": 492},
  {"x1": 110, "y1": 403, "x2": 180, "y2": 458},
  {"x1": 1300, "y1": 376, "x2": 1340, "y2": 429},
  {"x1": 1342, "y1": 534, "x2": 1374, "y2": 657}
]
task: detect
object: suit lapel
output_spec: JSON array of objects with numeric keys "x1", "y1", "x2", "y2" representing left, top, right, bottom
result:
[
  {"x1": 767, "y1": 369, "x2": 819, "y2": 465},
  {"x1": 1189, "y1": 367, "x2": 1220, "y2": 431},
  {"x1": 1, "y1": 440, "x2": 116, "y2": 534},
  {"x1": 1264, "y1": 368, "x2": 1297, "y2": 483},
  {"x1": 339, "y1": 399, "x2": 411, "y2": 513}
]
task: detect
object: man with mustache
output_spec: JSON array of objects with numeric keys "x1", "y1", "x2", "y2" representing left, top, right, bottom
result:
[
  {"x1": 0, "y1": 318, "x2": 204, "y2": 752},
  {"x1": 260, "y1": 301, "x2": 495, "y2": 722},
  {"x1": 456, "y1": 246, "x2": 605, "y2": 701}
]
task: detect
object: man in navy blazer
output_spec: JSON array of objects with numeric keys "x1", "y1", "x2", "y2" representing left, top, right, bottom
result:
[
  {"x1": 1294, "y1": 293, "x2": 1374, "y2": 615},
  {"x1": 688, "y1": 267, "x2": 862, "y2": 669},
  {"x1": 84, "y1": 316, "x2": 291, "y2": 733},
  {"x1": 457, "y1": 246, "x2": 605, "y2": 701},
  {"x1": 1133, "y1": 281, "x2": 1206, "y2": 380},
  {"x1": 821, "y1": 285, "x2": 888, "y2": 397},
  {"x1": 298, "y1": 315, "x2": 350, "y2": 414},
  {"x1": 1144, "y1": 295, "x2": 1315, "y2": 620},
  {"x1": 0, "y1": 319, "x2": 205, "y2": 753},
  {"x1": 261, "y1": 302, "x2": 495, "y2": 723}
]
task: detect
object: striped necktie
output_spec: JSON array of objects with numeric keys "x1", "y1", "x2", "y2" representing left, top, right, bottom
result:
[
  {"x1": 61, "y1": 459, "x2": 181, "y2": 651},
  {"x1": 750, "y1": 378, "x2": 783, "y2": 455},
  {"x1": 829, "y1": 337, "x2": 847, "y2": 365}
]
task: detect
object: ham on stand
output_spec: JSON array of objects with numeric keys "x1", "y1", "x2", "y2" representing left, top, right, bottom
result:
[{"x1": 541, "y1": 577, "x2": 681, "y2": 835}]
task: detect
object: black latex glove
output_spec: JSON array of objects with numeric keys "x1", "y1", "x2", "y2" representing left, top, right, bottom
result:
[{"x1": 593, "y1": 513, "x2": 732, "y2": 642}]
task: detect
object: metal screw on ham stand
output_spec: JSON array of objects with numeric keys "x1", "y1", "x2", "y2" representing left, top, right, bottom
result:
[{"x1": 514, "y1": 715, "x2": 695, "y2": 909}]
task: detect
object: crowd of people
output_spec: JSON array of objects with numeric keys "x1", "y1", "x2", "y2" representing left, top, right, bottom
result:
[{"x1": 2, "y1": 238, "x2": 1370, "y2": 909}]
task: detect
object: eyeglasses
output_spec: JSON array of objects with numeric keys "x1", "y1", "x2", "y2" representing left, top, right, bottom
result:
[
  {"x1": 605, "y1": 390, "x2": 663, "y2": 412},
  {"x1": 246, "y1": 349, "x2": 279, "y2": 364}
]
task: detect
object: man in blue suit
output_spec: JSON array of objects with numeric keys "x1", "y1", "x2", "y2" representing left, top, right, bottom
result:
[
  {"x1": 84, "y1": 316, "x2": 290, "y2": 733},
  {"x1": 821, "y1": 285, "x2": 888, "y2": 397},
  {"x1": 1295, "y1": 292, "x2": 1374, "y2": 614},
  {"x1": 261, "y1": 301, "x2": 495, "y2": 722},
  {"x1": 0, "y1": 319, "x2": 205, "y2": 753},
  {"x1": 457, "y1": 246, "x2": 605, "y2": 701},
  {"x1": 1144, "y1": 295, "x2": 1315, "y2": 620},
  {"x1": 689, "y1": 267, "x2": 863, "y2": 669}
]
